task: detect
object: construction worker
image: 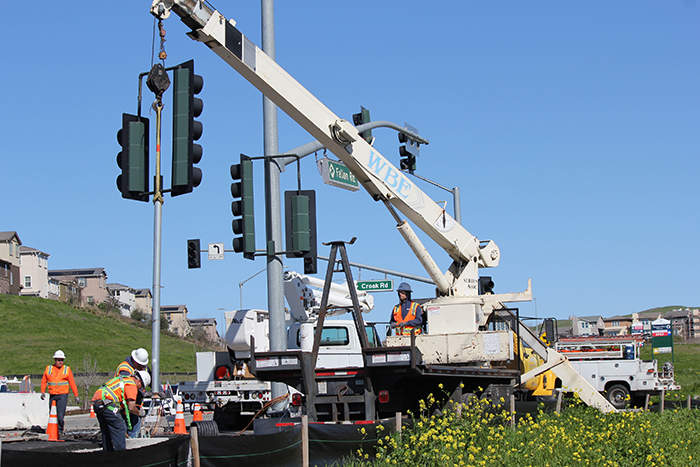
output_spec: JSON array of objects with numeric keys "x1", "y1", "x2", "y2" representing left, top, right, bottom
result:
[
  {"x1": 115, "y1": 348, "x2": 150, "y2": 438},
  {"x1": 41, "y1": 350, "x2": 80, "y2": 435},
  {"x1": 91, "y1": 370, "x2": 150, "y2": 451},
  {"x1": 115, "y1": 348, "x2": 149, "y2": 378},
  {"x1": 389, "y1": 282, "x2": 424, "y2": 336}
]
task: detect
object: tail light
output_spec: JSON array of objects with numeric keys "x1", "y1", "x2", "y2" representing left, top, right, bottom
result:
[
  {"x1": 291, "y1": 393, "x2": 304, "y2": 406},
  {"x1": 378, "y1": 390, "x2": 390, "y2": 404}
]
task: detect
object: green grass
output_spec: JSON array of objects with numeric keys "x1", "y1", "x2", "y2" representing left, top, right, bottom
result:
[{"x1": 0, "y1": 294, "x2": 213, "y2": 376}]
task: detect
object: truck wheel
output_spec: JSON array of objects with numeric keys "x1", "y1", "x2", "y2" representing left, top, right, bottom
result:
[{"x1": 606, "y1": 384, "x2": 630, "y2": 409}]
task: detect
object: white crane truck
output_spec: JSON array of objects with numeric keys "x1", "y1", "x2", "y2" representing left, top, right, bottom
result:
[
  {"x1": 176, "y1": 271, "x2": 378, "y2": 428},
  {"x1": 152, "y1": 0, "x2": 617, "y2": 421}
]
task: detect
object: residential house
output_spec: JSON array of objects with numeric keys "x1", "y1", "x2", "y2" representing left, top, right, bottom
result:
[
  {"x1": 570, "y1": 315, "x2": 605, "y2": 336},
  {"x1": 107, "y1": 283, "x2": 137, "y2": 317},
  {"x1": 665, "y1": 308, "x2": 700, "y2": 340},
  {"x1": 19, "y1": 246, "x2": 50, "y2": 298},
  {"x1": 631, "y1": 311, "x2": 663, "y2": 336},
  {"x1": 161, "y1": 305, "x2": 191, "y2": 337},
  {"x1": 602, "y1": 315, "x2": 633, "y2": 336},
  {"x1": 0, "y1": 231, "x2": 22, "y2": 295},
  {"x1": 134, "y1": 288, "x2": 153, "y2": 316},
  {"x1": 189, "y1": 318, "x2": 220, "y2": 343},
  {"x1": 48, "y1": 268, "x2": 109, "y2": 307}
]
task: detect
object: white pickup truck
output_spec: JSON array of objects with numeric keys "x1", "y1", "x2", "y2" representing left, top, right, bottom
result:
[{"x1": 555, "y1": 335, "x2": 680, "y2": 409}]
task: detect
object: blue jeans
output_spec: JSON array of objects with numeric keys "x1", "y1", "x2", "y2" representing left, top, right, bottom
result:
[
  {"x1": 94, "y1": 401, "x2": 126, "y2": 451},
  {"x1": 125, "y1": 412, "x2": 141, "y2": 438},
  {"x1": 49, "y1": 393, "x2": 68, "y2": 433}
]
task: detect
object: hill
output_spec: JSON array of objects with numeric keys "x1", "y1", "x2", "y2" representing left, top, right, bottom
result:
[{"x1": 0, "y1": 294, "x2": 214, "y2": 376}]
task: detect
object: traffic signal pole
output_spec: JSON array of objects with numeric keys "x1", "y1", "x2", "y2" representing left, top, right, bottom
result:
[
  {"x1": 151, "y1": 98, "x2": 165, "y2": 394},
  {"x1": 261, "y1": 0, "x2": 288, "y2": 409}
]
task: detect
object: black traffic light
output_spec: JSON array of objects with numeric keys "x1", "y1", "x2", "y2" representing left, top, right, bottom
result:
[
  {"x1": 479, "y1": 276, "x2": 495, "y2": 295},
  {"x1": 116, "y1": 113, "x2": 149, "y2": 202},
  {"x1": 171, "y1": 60, "x2": 203, "y2": 196},
  {"x1": 187, "y1": 239, "x2": 201, "y2": 269},
  {"x1": 352, "y1": 106, "x2": 372, "y2": 142},
  {"x1": 285, "y1": 190, "x2": 317, "y2": 274},
  {"x1": 231, "y1": 154, "x2": 255, "y2": 260},
  {"x1": 398, "y1": 123, "x2": 420, "y2": 174}
]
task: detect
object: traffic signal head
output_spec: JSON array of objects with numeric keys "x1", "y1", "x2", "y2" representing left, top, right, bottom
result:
[
  {"x1": 171, "y1": 60, "x2": 203, "y2": 196},
  {"x1": 187, "y1": 239, "x2": 201, "y2": 269},
  {"x1": 398, "y1": 123, "x2": 420, "y2": 174},
  {"x1": 285, "y1": 190, "x2": 317, "y2": 274},
  {"x1": 116, "y1": 113, "x2": 149, "y2": 202},
  {"x1": 478, "y1": 276, "x2": 495, "y2": 295},
  {"x1": 352, "y1": 106, "x2": 372, "y2": 142},
  {"x1": 231, "y1": 154, "x2": 255, "y2": 260}
]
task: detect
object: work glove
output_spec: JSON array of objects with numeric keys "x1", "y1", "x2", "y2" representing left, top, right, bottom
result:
[
  {"x1": 75, "y1": 397, "x2": 81, "y2": 406},
  {"x1": 390, "y1": 322, "x2": 397, "y2": 329}
]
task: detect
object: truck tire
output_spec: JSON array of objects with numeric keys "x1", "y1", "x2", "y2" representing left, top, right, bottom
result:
[
  {"x1": 213, "y1": 406, "x2": 238, "y2": 431},
  {"x1": 606, "y1": 384, "x2": 630, "y2": 409}
]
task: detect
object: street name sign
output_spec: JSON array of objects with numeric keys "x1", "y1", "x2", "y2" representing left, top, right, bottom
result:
[
  {"x1": 356, "y1": 280, "x2": 394, "y2": 292},
  {"x1": 318, "y1": 157, "x2": 360, "y2": 192}
]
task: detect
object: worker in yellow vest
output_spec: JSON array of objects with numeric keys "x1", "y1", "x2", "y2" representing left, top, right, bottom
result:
[
  {"x1": 114, "y1": 348, "x2": 150, "y2": 438},
  {"x1": 91, "y1": 371, "x2": 150, "y2": 451},
  {"x1": 389, "y1": 282, "x2": 425, "y2": 336},
  {"x1": 41, "y1": 350, "x2": 80, "y2": 435}
]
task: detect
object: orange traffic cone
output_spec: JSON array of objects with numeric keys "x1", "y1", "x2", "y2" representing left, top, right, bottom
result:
[
  {"x1": 89, "y1": 403, "x2": 96, "y2": 418},
  {"x1": 173, "y1": 400, "x2": 187, "y2": 434},
  {"x1": 193, "y1": 403, "x2": 203, "y2": 422},
  {"x1": 47, "y1": 400, "x2": 61, "y2": 441}
]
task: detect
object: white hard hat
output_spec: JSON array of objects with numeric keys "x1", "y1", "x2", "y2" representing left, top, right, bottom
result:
[
  {"x1": 53, "y1": 350, "x2": 66, "y2": 359},
  {"x1": 131, "y1": 348, "x2": 149, "y2": 366},
  {"x1": 136, "y1": 370, "x2": 151, "y2": 388}
]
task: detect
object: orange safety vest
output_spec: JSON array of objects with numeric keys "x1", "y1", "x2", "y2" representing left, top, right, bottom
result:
[
  {"x1": 42, "y1": 364, "x2": 78, "y2": 396},
  {"x1": 92, "y1": 376, "x2": 137, "y2": 406},
  {"x1": 392, "y1": 301, "x2": 422, "y2": 336},
  {"x1": 115, "y1": 360, "x2": 137, "y2": 377}
]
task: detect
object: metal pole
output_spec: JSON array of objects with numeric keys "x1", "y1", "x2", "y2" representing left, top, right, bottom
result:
[
  {"x1": 151, "y1": 101, "x2": 165, "y2": 393},
  {"x1": 261, "y1": 0, "x2": 288, "y2": 408},
  {"x1": 452, "y1": 186, "x2": 461, "y2": 225}
]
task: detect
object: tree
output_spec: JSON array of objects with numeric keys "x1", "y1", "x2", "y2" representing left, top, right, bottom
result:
[{"x1": 75, "y1": 354, "x2": 100, "y2": 410}]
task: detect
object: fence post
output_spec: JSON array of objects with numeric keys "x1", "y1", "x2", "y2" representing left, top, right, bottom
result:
[
  {"x1": 395, "y1": 412, "x2": 401, "y2": 433},
  {"x1": 644, "y1": 394, "x2": 650, "y2": 412},
  {"x1": 302, "y1": 415, "x2": 309, "y2": 467},
  {"x1": 688, "y1": 395, "x2": 692, "y2": 409},
  {"x1": 190, "y1": 425, "x2": 200, "y2": 467},
  {"x1": 510, "y1": 393, "x2": 516, "y2": 428},
  {"x1": 660, "y1": 390, "x2": 665, "y2": 414},
  {"x1": 555, "y1": 389, "x2": 563, "y2": 414}
]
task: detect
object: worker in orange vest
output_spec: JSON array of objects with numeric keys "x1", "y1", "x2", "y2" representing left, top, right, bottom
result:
[
  {"x1": 91, "y1": 370, "x2": 150, "y2": 451},
  {"x1": 114, "y1": 348, "x2": 150, "y2": 438},
  {"x1": 41, "y1": 350, "x2": 80, "y2": 435},
  {"x1": 390, "y1": 282, "x2": 425, "y2": 336}
]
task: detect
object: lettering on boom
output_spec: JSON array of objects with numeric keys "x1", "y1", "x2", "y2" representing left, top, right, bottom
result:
[{"x1": 367, "y1": 150, "x2": 412, "y2": 199}]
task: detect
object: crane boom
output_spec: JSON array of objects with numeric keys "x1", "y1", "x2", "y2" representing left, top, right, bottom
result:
[{"x1": 151, "y1": 1, "x2": 500, "y2": 298}]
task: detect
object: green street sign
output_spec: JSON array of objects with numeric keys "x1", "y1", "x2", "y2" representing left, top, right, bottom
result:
[
  {"x1": 357, "y1": 280, "x2": 394, "y2": 292},
  {"x1": 318, "y1": 158, "x2": 360, "y2": 192}
]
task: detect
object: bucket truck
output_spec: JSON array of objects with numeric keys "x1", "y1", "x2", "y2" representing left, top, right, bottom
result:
[{"x1": 152, "y1": 0, "x2": 617, "y2": 420}]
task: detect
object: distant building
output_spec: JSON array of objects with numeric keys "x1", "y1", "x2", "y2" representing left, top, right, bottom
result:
[
  {"x1": 19, "y1": 246, "x2": 50, "y2": 298},
  {"x1": 189, "y1": 318, "x2": 220, "y2": 343},
  {"x1": 0, "y1": 231, "x2": 22, "y2": 295},
  {"x1": 48, "y1": 268, "x2": 109, "y2": 307},
  {"x1": 161, "y1": 305, "x2": 191, "y2": 337},
  {"x1": 665, "y1": 308, "x2": 700, "y2": 340},
  {"x1": 570, "y1": 315, "x2": 605, "y2": 336},
  {"x1": 602, "y1": 315, "x2": 632, "y2": 336},
  {"x1": 134, "y1": 288, "x2": 153, "y2": 316},
  {"x1": 631, "y1": 311, "x2": 663, "y2": 336},
  {"x1": 107, "y1": 283, "x2": 137, "y2": 317}
]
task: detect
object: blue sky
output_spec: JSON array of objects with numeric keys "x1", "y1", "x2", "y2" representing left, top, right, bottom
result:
[{"x1": 2, "y1": 1, "x2": 698, "y2": 337}]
